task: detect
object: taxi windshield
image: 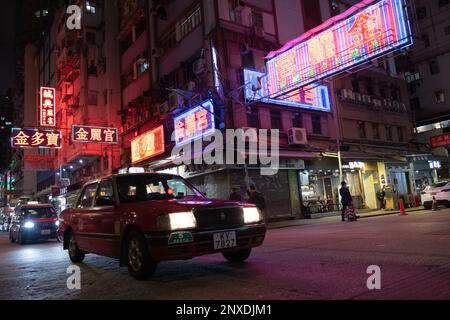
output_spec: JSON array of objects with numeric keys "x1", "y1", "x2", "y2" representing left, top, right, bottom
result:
[
  {"x1": 22, "y1": 207, "x2": 57, "y2": 219},
  {"x1": 116, "y1": 175, "x2": 203, "y2": 203}
]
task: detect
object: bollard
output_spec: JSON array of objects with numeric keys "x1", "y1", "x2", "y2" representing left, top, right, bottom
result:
[{"x1": 399, "y1": 199, "x2": 407, "y2": 216}]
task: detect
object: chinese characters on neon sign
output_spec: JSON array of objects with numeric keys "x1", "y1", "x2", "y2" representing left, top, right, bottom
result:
[
  {"x1": 431, "y1": 133, "x2": 450, "y2": 149},
  {"x1": 266, "y1": 0, "x2": 412, "y2": 97},
  {"x1": 174, "y1": 100, "x2": 216, "y2": 146},
  {"x1": 72, "y1": 125, "x2": 119, "y2": 144},
  {"x1": 40, "y1": 87, "x2": 56, "y2": 127},
  {"x1": 11, "y1": 128, "x2": 62, "y2": 149},
  {"x1": 243, "y1": 69, "x2": 331, "y2": 112},
  {"x1": 131, "y1": 125, "x2": 165, "y2": 164}
]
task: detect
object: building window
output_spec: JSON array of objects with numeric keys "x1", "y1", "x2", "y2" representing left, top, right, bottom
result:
[
  {"x1": 435, "y1": 90, "x2": 445, "y2": 104},
  {"x1": 247, "y1": 108, "x2": 260, "y2": 128},
  {"x1": 179, "y1": 5, "x2": 202, "y2": 40},
  {"x1": 251, "y1": 11, "x2": 264, "y2": 28},
  {"x1": 372, "y1": 123, "x2": 380, "y2": 139},
  {"x1": 385, "y1": 125, "x2": 393, "y2": 141},
  {"x1": 429, "y1": 60, "x2": 440, "y2": 75},
  {"x1": 292, "y1": 113, "x2": 303, "y2": 128},
  {"x1": 416, "y1": 7, "x2": 427, "y2": 20},
  {"x1": 270, "y1": 109, "x2": 282, "y2": 130},
  {"x1": 86, "y1": 1, "x2": 96, "y2": 14},
  {"x1": 397, "y1": 127, "x2": 404, "y2": 142},
  {"x1": 229, "y1": 0, "x2": 242, "y2": 24},
  {"x1": 311, "y1": 115, "x2": 322, "y2": 135},
  {"x1": 358, "y1": 121, "x2": 366, "y2": 139},
  {"x1": 136, "y1": 51, "x2": 150, "y2": 78}
]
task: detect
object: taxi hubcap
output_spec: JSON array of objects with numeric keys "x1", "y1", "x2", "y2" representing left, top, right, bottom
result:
[{"x1": 128, "y1": 238, "x2": 143, "y2": 271}]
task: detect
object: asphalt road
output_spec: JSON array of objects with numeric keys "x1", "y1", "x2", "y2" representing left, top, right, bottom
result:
[{"x1": 1, "y1": 209, "x2": 450, "y2": 300}]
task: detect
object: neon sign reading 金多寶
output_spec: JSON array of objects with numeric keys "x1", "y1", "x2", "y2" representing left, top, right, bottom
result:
[
  {"x1": 266, "y1": 0, "x2": 413, "y2": 98},
  {"x1": 243, "y1": 69, "x2": 331, "y2": 112},
  {"x1": 174, "y1": 100, "x2": 216, "y2": 146}
]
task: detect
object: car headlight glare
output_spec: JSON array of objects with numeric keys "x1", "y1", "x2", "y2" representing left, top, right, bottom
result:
[
  {"x1": 243, "y1": 207, "x2": 262, "y2": 224},
  {"x1": 168, "y1": 212, "x2": 197, "y2": 231},
  {"x1": 24, "y1": 222, "x2": 35, "y2": 229},
  {"x1": 55, "y1": 221, "x2": 60, "y2": 227}
]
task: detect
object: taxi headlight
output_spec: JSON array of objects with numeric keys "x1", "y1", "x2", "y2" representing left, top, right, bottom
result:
[
  {"x1": 243, "y1": 207, "x2": 262, "y2": 224},
  {"x1": 24, "y1": 222, "x2": 35, "y2": 229},
  {"x1": 167, "y1": 212, "x2": 197, "y2": 231}
]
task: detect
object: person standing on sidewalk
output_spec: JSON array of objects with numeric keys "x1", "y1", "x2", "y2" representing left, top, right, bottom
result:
[
  {"x1": 339, "y1": 181, "x2": 353, "y2": 222},
  {"x1": 376, "y1": 186, "x2": 386, "y2": 210},
  {"x1": 248, "y1": 186, "x2": 267, "y2": 221}
]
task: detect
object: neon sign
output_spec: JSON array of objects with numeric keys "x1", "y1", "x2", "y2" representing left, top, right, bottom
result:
[
  {"x1": 72, "y1": 125, "x2": 119, "y2": 144},
  {"x1": 131, "y1": 125, "x2": 165, "y2": 164},
  {"x1": 431, "y1": 133, "x2": 450, "y2": 149},
  {"x1": 11, "y1": 128, "x2": 62, "y2": 149},
  {"x1": 243, "y1": 69, "x2": 331, "y2": 112},
  {"x1": 266, "y1": 0, "x2": 412, "y2": 97},
  {"x1": 174, "y1": 100, "x2": 216, "y2": 146},
  {"x1": 40, "y1": 87, "x2": 56, "y2": 127}
]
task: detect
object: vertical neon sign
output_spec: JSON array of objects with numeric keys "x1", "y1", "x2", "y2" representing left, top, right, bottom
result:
[{"x1": 40, "y1": 87, "x2": 56, "y2": 127}]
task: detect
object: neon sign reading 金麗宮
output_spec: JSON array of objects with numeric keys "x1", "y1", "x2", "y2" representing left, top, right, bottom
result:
[
  {"x1": 243, "y1": 69, "x2": 331, "y2": 112},
  {"x1": 174, "y1": 100, "x2": 216, "y2": 146},
  {"x1": 72, "y1": 125, "x2": 119, "y2": 144},
  {"x1": 266, "y1": 0, "x2": 413, "y2": 98}
]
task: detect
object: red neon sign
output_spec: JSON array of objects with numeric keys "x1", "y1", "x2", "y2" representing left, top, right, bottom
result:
[
  {"x1": 131, "y1": 126, "x2": 165, "y2": 164},
  {"x1": 266, "y1": 0, "x2": 412, "y2": 97},
  {"x1": 40, "y1": 87, "x2": 56, "y2": 127}
]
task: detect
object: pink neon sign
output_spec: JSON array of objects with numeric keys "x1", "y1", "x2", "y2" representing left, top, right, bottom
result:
[{"x1": 266, "y1": 0, "x2": 412, "y2": 98}]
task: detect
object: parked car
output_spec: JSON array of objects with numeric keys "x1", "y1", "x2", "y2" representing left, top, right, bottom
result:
[
  {"x1": 421, "y1": 181, "x2": 450, "y2": 209},
  {"x1": 9, "y1": 204, "x2": 60, "y2": 244},
  {"x1": 59, "y1": 173, "x2": 266, "y2": 280}
]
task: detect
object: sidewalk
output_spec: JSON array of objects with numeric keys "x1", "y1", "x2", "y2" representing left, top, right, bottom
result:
[{"x1": 267, "y1": 206, "x2": 426, "y2": 230}]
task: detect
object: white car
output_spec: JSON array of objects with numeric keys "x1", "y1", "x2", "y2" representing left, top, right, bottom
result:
[{"x1": 421, "y1": 182, "x2": 450, "y2": 209}]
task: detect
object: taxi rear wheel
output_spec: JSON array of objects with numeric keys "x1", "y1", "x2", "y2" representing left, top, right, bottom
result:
[
  {"x1": 68, "y1": 232, "x2": 85, "y2": 263},
  {"x1": 126, "y1": 231, "x2": 157, "y2": 280},
  {"x1": 223, "y1": 248, "x2": 252, "y2": 262}
]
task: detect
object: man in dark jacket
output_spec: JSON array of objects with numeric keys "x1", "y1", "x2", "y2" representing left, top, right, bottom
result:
[
  {"x1": 340, "y1": 181, "x2": 353, "y2": 222},
  {"x1": 248, "y1": 186, "x2": 266, "y2": 215},
  {"x1": 229, "y1": 187, "x2": 242, "y2": 201}
]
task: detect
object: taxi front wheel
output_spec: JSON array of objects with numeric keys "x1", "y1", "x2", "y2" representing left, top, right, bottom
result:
[
  {"x1": 222, "y1": 248, "x2": 252, "y2": 262},
  {"x1": 126, "y1": 231, "x2": 157, "y2": 280},
  {"x1": 68, "y1": 232, "x2": 85, "y2": 263}
]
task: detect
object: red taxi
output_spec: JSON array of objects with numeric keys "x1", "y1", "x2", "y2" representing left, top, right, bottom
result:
[{"x1": 59, "y1": 173, "x2": 266, "y2": 280}]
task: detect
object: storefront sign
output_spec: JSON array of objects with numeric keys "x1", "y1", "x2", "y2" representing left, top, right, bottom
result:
[
  {"x1": 72, "y1": 125, "x2": 119, "y2": 144},
  {"x1": 430, "y1": 133, "x2": 450, "y2": 148},
  {"x1": 243, "y1": 69, "x2": 331, "y2": 112},
  {"x1": 131, "y1": 125, "x2": 165, "y2": 164},
  {"x1": 40, "y1": 87, "x2": 56, "y2": 127},
  {"x1": 266, "y1": 0, "x2": 412, "y2": 97},
  {"x1": 174, "y1": 100, "x2": 216, "y2": 146},
  {"x1": 24, "y1": 155, "x2": 54, "y2": 171},
  {"x1": 428, "y1": 161, "x2": 441, "y2": 169},
  {"x1": 11, "y1": 128, "x2": 62, "y2": 149}
]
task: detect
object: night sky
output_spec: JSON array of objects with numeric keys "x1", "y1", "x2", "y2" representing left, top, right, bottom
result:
[{"x1": 0, "y1": 1, "x2": 16, "y2": 95}]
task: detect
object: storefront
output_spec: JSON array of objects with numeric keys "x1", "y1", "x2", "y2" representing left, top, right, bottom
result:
[{"x1": 51, "y1": 183, "x2": 82, "y2": 213}]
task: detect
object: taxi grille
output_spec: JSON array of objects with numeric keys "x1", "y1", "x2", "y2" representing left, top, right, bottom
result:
[{"x1": 194, "y1": 207, "x2": 244, "y2": 230}]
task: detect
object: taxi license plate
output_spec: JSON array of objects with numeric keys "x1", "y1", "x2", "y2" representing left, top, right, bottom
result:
[
  {"x1": 41, "y1": 230, "x2": 51, "y2": 236},
  {"x1": 213, "y1": 232, "x2": 237, "y2": 250}
]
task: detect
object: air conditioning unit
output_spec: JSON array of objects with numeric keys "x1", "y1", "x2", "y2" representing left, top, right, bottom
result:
[
  {"x1": 193, "y1": 59, "x2": 206, "y2": 75},
  {"x1": 239, "y1": 127, "x2": 258, "y2": 143},
  {"x1": 353, "y1": 92, "x2": 362, "y2": 102},
  {"x1": 362, "y1": 95, "x2": 372, "y2": 105},
  {"x1": 168, "y1": 93, "x2": 184, "y2": 111},
  {"x1": 341, "y1": 89, "x2": 354, "y2": 101},
  {"x1": 287, "y1": 128, "x2": 308, "y2": 146}
]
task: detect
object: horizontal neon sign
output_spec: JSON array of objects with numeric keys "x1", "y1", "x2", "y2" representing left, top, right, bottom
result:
[
  {"x1": 11, "y1": 128, "x2": 62, "y2": 149},
  {"x1": 72, "y1": 125, "x2": 119, "y2": 144},
  {"x1": 174, "y1": 100, "x2": 216, "y2": 146},
  {"x1": 131, "y1": 125, "x2": 165, "y2": 164},
  {"x1": 266, "y1": 0, "x2": 412, "y2": 97},
  {"x1": 244, "y1": 69, "x2": 331, "y2": 112}
]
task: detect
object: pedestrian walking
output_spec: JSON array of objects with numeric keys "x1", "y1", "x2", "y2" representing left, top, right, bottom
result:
[
  {"x1": 376, "y1": 186, "x2": 386, "y2": 210},
  {"x1": 247, "y1": 185, "x2": 267, "y2": 220},
  {"x1": 339, "y1": 181, "x2": 353, "y2": 222}
]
